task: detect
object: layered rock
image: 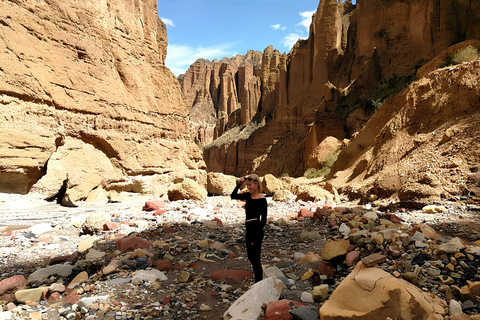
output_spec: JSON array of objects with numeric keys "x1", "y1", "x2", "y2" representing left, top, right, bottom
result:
[
  {"x1": 180, "y1": 51, "x2": 262, "y2": 146},
  {"x1": 0, "y1": 0, "x2": 203, "y2": 196},
  {"x1": 202, "y1": 0, "x2": 480, "y2": 178}
]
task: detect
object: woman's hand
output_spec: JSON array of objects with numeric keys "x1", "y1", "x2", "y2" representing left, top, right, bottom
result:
[{"x1": 237, "y1": 176, "x2": 245, "y2": 184}]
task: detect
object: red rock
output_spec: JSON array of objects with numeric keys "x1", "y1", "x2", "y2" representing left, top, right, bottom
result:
[
  {"x1": 346, "y1": 251, "x2": 360, "y2": 267},
  {"x1": 142, "y1": 231, "x2": 155, "y2": 237},
  {"x1": 163, "y1": 227, "x2": 177, "y2": 234},
  {"x1": 210, "y1": 270, "x2": 253, "y2": 281},
  {"x1": 265, "y1": 299, "x2": 309, "y2": 320},
  {"x1": 189, "y1": 262, "x2": 199, "y2": 268},
  {"x1": 162, "y1": 296, "x2": 170, "y2": 305},
  {"x1": 49, "y1": 255, "x2": 70, "y2": 265},
  {"x1": 2, "y1": 232, "x2": 12, "y2": 237},
  {"x1": 387, "y1": 213, "x2": 402, "y2": 224},
  {"x1": 318, "y1": 261, "x2": 335, "y2": 277},
  {"x1": 103, "y1": 222, "x2": 117, "y2": 231},
  {"x1": 63, "y1": 291, "x2": 81, "y2": 305},
  {"x1": 153, "y1": 260, "x2": 174, "y2": 272},
  {"x1": 347, "y1": 244, "x2": 355, "y2": 252},
  {"x1": 361, "y1": 253, "x2": 387, "y2": 267},
  {"x1": 68, "y1": 251, "x2": 79, "y2": 262},
  {"x1": 298, "y1": 208, "x2": 314, "y2": 218},
  {"x1": 115, "y1": 237, "x2": 152, "y2": 252},
  {"x1": 328, "y1": 220, "x2": 337, "y2": 227},
  {"x1": 228, "y1": 252, "x2": 237, "y2": 259},
  {"x1": 153, "y1": 208, "x2": 167, "y2": 216},
  {"x1": 211, "y1": 217, "x2": 223, "y2": 226},
  {"x1": 0, "y1": 275, "x2": 27, "y2": 302},
  {"x1": 143, "y1": 200, "x2": 168, "y2": 212},
  {"x1": 187, "y1": 301, "x2": 195, "y2": 308}
]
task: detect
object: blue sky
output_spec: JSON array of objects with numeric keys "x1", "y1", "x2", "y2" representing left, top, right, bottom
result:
[{"x1": 159, "y1": 0, "x2": 323, "y2": 76}]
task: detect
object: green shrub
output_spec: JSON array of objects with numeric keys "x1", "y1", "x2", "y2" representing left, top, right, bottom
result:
[
  {"x1": 452, "y1": 45, "x2": 478, "y2": 65},
  {"x1": 281, "y1": 173, "x2": 290, "y2": 177},
  {"x1": 305, "y1": 149, "x2": 340, "y2": 179}
]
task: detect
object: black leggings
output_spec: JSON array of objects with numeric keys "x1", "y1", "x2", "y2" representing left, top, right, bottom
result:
[{"x1": 245, "y1": 221, "x2": 264, "y2": 282}]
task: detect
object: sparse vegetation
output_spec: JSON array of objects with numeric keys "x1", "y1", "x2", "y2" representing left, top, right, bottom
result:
[
  {"x1": 452, "y1": 45, "x2": 479, "y2": 65},
  {"x1": 281, "y1": 173, "x2": 290, "y2": 177},
  {"x1": 304, "y1": 149, "x2": 340, "y2": 179},
  {"x1": 336, "y1": 74, "x2": 415, "y2": 121},
  {"x1": 439, "y1": 45, "x2": 479, "y2": 68}
]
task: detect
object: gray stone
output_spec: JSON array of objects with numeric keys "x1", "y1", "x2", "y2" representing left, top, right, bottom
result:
[
  {"x1": 290, "y1": 306, "x2": 320, "y2": 320},
  {"x1": 27, "y1": 265, "x2": 75, "y2": 284},
  {"x1": 107, "y1": 277, "x2": 132, "y2": 286}
]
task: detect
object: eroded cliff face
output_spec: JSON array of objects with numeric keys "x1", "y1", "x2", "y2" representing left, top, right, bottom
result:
[
  {"x1": 201, "y1": 0, "x2": 479, "y2": 178},
  {"x1": 180, "y1": 51, "x2": 263, "y2": 146},
  {"x1": 0, "y1": 0, "x2": 203, "y2": 197}
]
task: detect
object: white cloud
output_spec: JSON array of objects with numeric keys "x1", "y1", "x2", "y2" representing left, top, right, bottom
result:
[
  {"x1": 281, "y1": 33, "x2": 304, "y2": 49},
  {"x1": 160, "y1": 17, "x2": 175, "y2": 28},
  {"x1": 298, "y1": 10, "x2": 316, "y2": 33},
  {"x1": 166, "y1": 43, "x2": 238, "y2": 76},
  {"x1": 270, "y1": 24, "x2": 286, "y2": 31}
]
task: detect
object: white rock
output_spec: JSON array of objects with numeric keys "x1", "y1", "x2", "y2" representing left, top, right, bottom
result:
[
  {"x1": 363, "y1": 211, "x2": 378, "y2": 220},
  {"x1": 0, "y1": 312, "x2": 13, "y2": 320},
  {"x1": 293, "y1": 252, "x2": 305, "y2": 262},
  {"x1": 422, "y1": 205, "x2": 447, "y2": 214},
  {"x1": 29, "y1": 223, "x2": 54, "y2": 235},
  {"x1": 224, "y1": 277, "x2": 284, "y2": 320},
  {"x1": 449, "y1": 299, "x2": 462, "y2": 316},
  {"x1": 77, "y1": 295, "x2": 110, "y2": 309},
  {"x1": 132, "y1": 269, "x2": 167, "y2": 284},
  {"x1": 339, "y1": 223, "x2": 351, "y2": 237},
  {"x1": 300, "y1": 291, "x2": 314, "y2": 303},
  {"x1": 263, "y1": 266, "x2": 285, "y2": 279}
]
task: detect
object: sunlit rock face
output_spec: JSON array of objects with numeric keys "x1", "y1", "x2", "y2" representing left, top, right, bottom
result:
[{"x1": 0, "y1": 0, "x2": 203, "y2": 195}]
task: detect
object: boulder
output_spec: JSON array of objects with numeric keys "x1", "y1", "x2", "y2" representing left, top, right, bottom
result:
[
  {"x1": 397, "y1": 182, "x2": 441, "y2": 208},
  {"x1": 32, "y1": 139, "x2": 124, "y2": 206},
  {"x1": 294, "y1": 185, "x2": 335, "y2": 202},
  {"x1": 224, "y1": 277, "x2": 284, "y2": 320},
  {"x1": 272, "y1": 189, "x2": 295, "y2": 202},
  {"x1": 261, "y1": 174, "x2": 283, "y2": 196},
  {"x1": 206, "y1": 172, "x2": 236, "y2": 195},
  {"x1": 167, "y1": 178, "x2": 207, "y2": 201},
  {"x1": 308, "y1": 136, "x2": 342, "y2": 170},
  {"x1": 319, "y1": 263, "x2": 446, "y2": 320}
]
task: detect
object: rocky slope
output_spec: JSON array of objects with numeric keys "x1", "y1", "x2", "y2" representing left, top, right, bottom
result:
[
  {"x1": 0, "y1": 0, "x2": 203, "y2": 202},
  {"x1": 179, "y1": 51, "x2": 263, "y2": 146},
  {"x1": 200, "y1": 0, "x2": 480, "y2": 179},
  {"x1": 329, "y1": 59, "x2": 480, "y2": 206}
]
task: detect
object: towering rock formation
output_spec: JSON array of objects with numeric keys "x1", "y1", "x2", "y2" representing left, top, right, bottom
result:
[
  {"x1": 0, "y1": 0, "x2": 203, "y2": 198},
  {"x1": 202, "y1": 0, "x2": 480, "y2": 177},
  {"x1": 180, "y1": 51, "x2": 263, "y2": 146}
]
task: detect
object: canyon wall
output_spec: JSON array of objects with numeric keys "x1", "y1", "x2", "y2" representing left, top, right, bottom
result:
[
  {"x1": 0, "y1": 0, "x2": 203, "y2": 199},
  {"x1": 199, "y1": 0, "x2": 479, "y2": 177},
  {"x1": 179, "y1": 51, "x2": 263, "y2": 146}
]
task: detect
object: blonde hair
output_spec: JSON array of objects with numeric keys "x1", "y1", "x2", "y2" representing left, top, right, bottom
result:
[{"x1": 245, "y1": 174, "x2": 263, "y2": 193}]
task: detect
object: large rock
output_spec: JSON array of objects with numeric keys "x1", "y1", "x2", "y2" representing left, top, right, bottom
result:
[
  {"x1": 261, "y1": 174, "x2": 283, "y2": 196},
  {"x1": 223, "y1": 277, "x2": 284, "y2": 320},
  {"x1": 206, "y1": 172, "x2": 236, "y2": 195},
  {"x1": 0, "y1": 0, "x2": 204, "y2": 195},
  {"x1": 167, "y1": 178, "x2": 207, "y2": 201},
  {"x1": 319, "y1": 263, "x2": 446, "y2": 320},
  {"x1": 0, "y1": 275, "x2": 27, "y2": 303}
]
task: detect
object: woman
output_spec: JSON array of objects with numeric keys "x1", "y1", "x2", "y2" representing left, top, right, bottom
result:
[{"x1": 231, "y1": 174, "x2": 267, "y2": 283}]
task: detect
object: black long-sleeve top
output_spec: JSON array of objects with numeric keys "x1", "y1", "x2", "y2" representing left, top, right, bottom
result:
[{"x1": 231, "y1": 183, "x2": 268, "y2": 227}]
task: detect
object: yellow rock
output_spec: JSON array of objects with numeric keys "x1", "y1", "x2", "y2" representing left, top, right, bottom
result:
[{"x1": 301, "y1": 269, "x2": 315, "y2": 281}]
